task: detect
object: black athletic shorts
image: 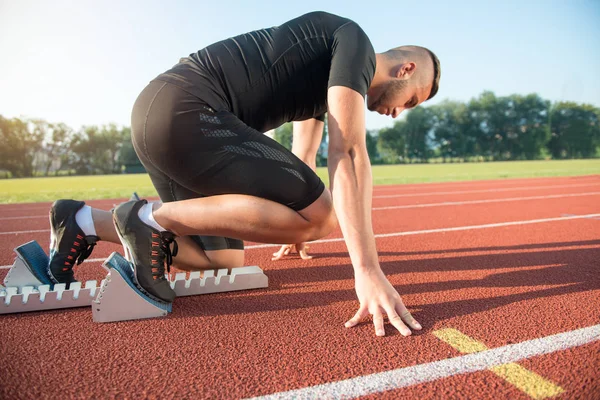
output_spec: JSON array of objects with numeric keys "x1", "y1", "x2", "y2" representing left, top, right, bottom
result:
[{"x1": 130, "y1": 80, "x2": 325, "y2": 251}]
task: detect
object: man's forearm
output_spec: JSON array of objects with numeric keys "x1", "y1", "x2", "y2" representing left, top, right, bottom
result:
[
  {"x1": 292, "y1": 119, "x2": 324, "y2": 170},
  {"x1": 328, "y1": 147, "x2": 379, "y2": 272}
]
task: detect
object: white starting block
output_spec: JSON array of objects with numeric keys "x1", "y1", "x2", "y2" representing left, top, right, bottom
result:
[
  {"x1": 171, "y1": 266, "x2": 268, "y2": 296},
  {"x1": 0, "y1": 241, "x2": 102, "y2": 314},
  {"x1": 1, "y1": 240, "x2": 269, "y2": 322},
  {"x1": 92, "y1": 252, "x2": 172, "y2": 323}
]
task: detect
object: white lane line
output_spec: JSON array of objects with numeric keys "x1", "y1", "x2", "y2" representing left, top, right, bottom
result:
[
  {"x1": 373, "y1": 182, "x2": 600, "y2": 199},
  {"x1": 4, "y1": 191, "x2": 598, "y2": 222},
  {"x1": 0, "y1": 215, "x2": 47, "y2": 221},
  {"x1": 247, "y1": 324, "x2": 600, "y2": 400},
  {"x1": 1, "y1": 213, "x2": 599, "y2": 266},
  {"x1": 241, "y1": 213, "x2": 600, "y2": 250},
  {"x1": 561, "y1": 213, "x2": 600, "y2": 221},
  {"x1": 0, "y1": 198, "x2": 157, "y2": 213},
  {"x1": 372, "y1": 176, "x2": 600, "y2": 191},
  {"x1": 373, "y1": 192, "x2": 600, "y2": 211},
  {"x1": 0, "y1": 229, "x2": 49, "y2": 236},
  {"x1": 2, "y1": 183, "x2": 597, "y2": 212}
]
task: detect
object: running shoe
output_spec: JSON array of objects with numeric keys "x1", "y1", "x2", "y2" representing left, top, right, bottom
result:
[
  {"x1": 112, "y1": 199, "x2": 177, "y2": 303},
  {"x1": 48, "y1": 200, "x2": 99, "y2": 284}
]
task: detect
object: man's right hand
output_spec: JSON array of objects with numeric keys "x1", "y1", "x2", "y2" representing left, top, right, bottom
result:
[{"x1": 345, "y1": 268, "x2": 422, "y2": 337}]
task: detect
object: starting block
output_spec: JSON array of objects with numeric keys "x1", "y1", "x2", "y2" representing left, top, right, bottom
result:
[
  {"x1": 171, "y1": 266, "x2": 268, "y2": 296},
  {"x1": 1, "y1": 240, "x2": 269, "y2": 322},
  {"x1": 92, "y1": 252, "x2": 172, "y2": 322},
  {"x1": 1, "y1": 241, "x2": 102, "y2": 314}
]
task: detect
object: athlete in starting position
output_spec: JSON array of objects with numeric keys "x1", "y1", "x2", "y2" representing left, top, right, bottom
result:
[{"x1": 48, "y1": 11, "x2": 440, "y2": 336}]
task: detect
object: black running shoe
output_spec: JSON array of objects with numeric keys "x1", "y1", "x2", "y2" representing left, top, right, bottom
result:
[
  {"x1": 48, "y1": 199, "x2": 99, "y2": 284},
  {"x1": 112, "y1": 199, "x2": 177, "y2": 303}
]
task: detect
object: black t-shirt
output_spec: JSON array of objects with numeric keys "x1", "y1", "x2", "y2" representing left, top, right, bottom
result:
[{"x1": 155, "y1": 11, "x2": 376, "y2": 133}]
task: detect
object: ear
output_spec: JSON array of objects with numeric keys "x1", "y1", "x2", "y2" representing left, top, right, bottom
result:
[{"x1": 396, "y1": 62, "x2": 417, "y2": 79}]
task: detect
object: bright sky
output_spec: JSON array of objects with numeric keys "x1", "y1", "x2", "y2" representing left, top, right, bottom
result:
[{"x1": 1, "y1": 0, "x2": 599, "y2": 131}]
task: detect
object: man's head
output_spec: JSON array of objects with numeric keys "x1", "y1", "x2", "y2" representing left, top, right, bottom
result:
[{"x1": 366, "y1": 45, "x2": 440, "y2": 118}]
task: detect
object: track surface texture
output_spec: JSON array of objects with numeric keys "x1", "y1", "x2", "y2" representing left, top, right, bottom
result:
[{"x1": 1, "y1": 175, "x2": 599, "y2": 399}]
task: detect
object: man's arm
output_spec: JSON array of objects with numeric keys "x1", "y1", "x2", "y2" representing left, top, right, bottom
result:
[
  {"x1": 327, "y1": 86, "x2": 421, "y2": 337},
  {"x1": 271, "y1": 118, "x2": 324, "y2": 261},
  {"x1": 291, "y1": 118, "x2": 324, "y2": 169}
]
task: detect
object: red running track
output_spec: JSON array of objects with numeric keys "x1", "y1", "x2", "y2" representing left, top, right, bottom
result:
[{"x1": 0, "y1": 175, "x2": 599, "y2": 399}]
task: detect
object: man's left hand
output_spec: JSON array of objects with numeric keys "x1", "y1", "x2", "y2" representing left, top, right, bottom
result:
[{"x1": 272, "y1": 243, "x2": 312, "y2": 260}]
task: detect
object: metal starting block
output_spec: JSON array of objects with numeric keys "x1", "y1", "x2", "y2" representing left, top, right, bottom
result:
[
  {"x1": 171, "y1": 266, "x2": 268, "y2": 296},
  {"x1": 1, "y1": 240, "x2": 269, "y2": 322},
  {"x1": 92, "y1": 252, "x2": 172, "y2": 323},
  {"x1": 92, "y1": 253, "x2": 269, "y2": 323},
  {"x1": 1, "y1": 241, "x2": 101, "y2": 314}
]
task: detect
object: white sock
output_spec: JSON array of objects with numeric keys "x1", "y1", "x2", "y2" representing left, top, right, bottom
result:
[
  {"x1": 137, "y1": 202, "x2": 167, "y2": 232},
  {"x1": 75, "y1": 205, "x2": 97, "y2": 236}
]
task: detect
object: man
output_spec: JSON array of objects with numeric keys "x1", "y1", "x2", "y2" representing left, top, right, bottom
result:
[{"x1": 48, "y1": 11, "x2": 440, "y2": 337}]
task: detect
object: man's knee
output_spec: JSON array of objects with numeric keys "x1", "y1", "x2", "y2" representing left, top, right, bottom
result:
[
  {"x1": 299, "y1": 189, "x2": 336, "y2": 241},
  {"x1": 311, "y1": 208, "x2": 337, "y2": 240}
]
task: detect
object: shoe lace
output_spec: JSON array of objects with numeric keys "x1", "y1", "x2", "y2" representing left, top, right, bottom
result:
[
  {"x1": 151, "y1": 231, "x2": 178, "y2": 279},
  {"x1": 65, "y1": 235, "x2": 98, "y2": 269}
]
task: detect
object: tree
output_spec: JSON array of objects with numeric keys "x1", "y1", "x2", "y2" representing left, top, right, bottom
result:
[
  {"x1": 468, "y1": 91, "x2": 505, "y2": 160},
  {"x1": 68, "y1": 124, "x2": 128, "y2": 174},
  {"x1": 316, "y1": 116, "x2": 328, "y2": 167},
  {"x1": 0, "y1": 116, "x2": 44, "y2": 177},
  {"x1": 430, "y1": 101, "x2": 474, "y2": 162},
  {"x1": 548, "y1": 102, "x2": 600, "y2": 158},
  {"x1": 403, "y1": 106, "x2": 433, "y2": 162},
  {"x1": 31, "y1": 120, "x2": 73, "y2": 175},
  {"x1": 366, "y1": 130, "x2": 380, "y2": 164},
  {"x1": 273, "y1": 123, "x2": 293, "y2": 150},
  {"x1": 377, "y1": 122, "x2": 406, "y2": 164},
  {"x1": 509, "y1": 94, "x2": 550, "y2": 160},
  {"x1": 119, "y1": 128, "x2": 145, "y2": 173}
]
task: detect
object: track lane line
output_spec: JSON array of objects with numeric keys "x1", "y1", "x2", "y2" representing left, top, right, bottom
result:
[
  {"x1": 1, "y1": 182, "x2": 598, "y2": 212},
  {"x1": 373, "y1": 182, "x2": 600, "y2": 199},
  {"x1": 373, "y1": 191, "x2": 600, "y2": 211},
  {"x1": 0, "y1": 229, "x2": 49, "y2": 236},
  {"x1": 433, "y1": 328, "x2": 564, "y2": 399},
  {"x1": 0, "y1": 215, "x2": 49, "y2": 221},
  {"x1": 2, "y1": 213, "x2": 599, "y2": 269},
  {"x1": 2, "y1": 191, "x2": 599, "y2": 223},
  {"x1": 246, "y1": 324, "x2": 600, "y2": 400},
  {"x1": 372, "y1": 176, "x2": 600, "y2": 191}
]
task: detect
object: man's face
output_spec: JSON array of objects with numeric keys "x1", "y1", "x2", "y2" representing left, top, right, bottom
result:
[{"x1": 367, "y1": 79, "x2": 428, "y2": 118}]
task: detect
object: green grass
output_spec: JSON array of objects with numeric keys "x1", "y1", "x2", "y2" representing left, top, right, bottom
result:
[{"x1": 1, "y1": 159, "x2": 598, "y2": 204}]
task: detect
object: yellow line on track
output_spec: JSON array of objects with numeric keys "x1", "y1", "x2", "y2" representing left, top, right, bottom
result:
[{"x1": 433, "y1": 328, "x2": 564, "y2": 399}]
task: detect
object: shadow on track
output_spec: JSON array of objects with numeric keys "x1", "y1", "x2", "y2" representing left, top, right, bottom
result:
[{"x1": 170, "y1": 242, "x2": 600, "y2": 325}]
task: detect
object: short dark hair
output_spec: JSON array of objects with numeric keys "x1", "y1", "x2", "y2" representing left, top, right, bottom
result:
[{"x1": 424, "y1": 48, "x2": 440, "y2": 100}]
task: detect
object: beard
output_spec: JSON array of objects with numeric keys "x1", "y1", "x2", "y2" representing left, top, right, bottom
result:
[{"x1": 368, "y1": 79, "x2": 408, "y2": 111}]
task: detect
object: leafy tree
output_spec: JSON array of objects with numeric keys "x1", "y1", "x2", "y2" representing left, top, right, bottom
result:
[
  {"x1": 509, "y1": 94, "x2": 550, "y2": 160},
  {"x1": 548, "y1": 102, "x2": 600, "y2": 158},
  {"x1": 119, "y1": 127, "x2": 145, "y2": 173},
  {"x1": 31, "y1": 120, "x2": 73, "y2": 175},
  {"x1": 69, "y1": 124, "x2": 128, "y2": 174},
  {"x1": 366, "y1": 130, "x2": 380, "y2": 164},
  {"x1": 0, "y1": 116, "x2": 44, "y2": 177},
  {"x1": 273, "y1": 123, "x2": 293, "y2": 150},
  {"x1": 468, "y1": 91, "x2": 505, "y2": 160},
  {"x1": 377, "y1": 122, "x2": 406, "y2": 164},
  {"x1": 403, "y1": 106, "x2": 433, "y2": 162},
  {"x1": 430, "y1": 101, "x2": 475, "y2": 162}
]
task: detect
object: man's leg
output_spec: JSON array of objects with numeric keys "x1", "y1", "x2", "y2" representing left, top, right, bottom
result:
[
  {"x1": 91, "y1": 208, "x2": 240, "y2": 271},
  {"x1": 153, "y1": 189, "x2": 335, "y2": 245},
  {"x1": 120, "y1": 80, "x2": 334, "y2": 301}
]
